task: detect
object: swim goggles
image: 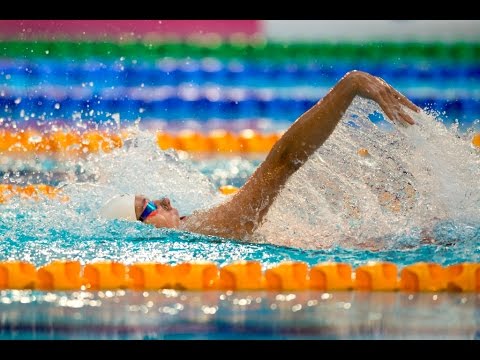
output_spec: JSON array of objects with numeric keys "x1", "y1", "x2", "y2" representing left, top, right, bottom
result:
[{"x1": 139, "y1": 200, "x2": 158, "y2": 222}]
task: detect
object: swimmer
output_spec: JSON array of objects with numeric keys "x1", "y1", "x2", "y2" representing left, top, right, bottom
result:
[{"x1": 100, "y1": 70, "x2": 421, "y2": 241}]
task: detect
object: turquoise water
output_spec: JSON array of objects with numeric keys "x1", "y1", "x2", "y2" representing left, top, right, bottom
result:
[
  {"x1": 0, "y1": 100, "x2": 479, "y2": 339},
  {"x1": 1, "y1": 99, "x2": 479, "y2": 267},
  {"x1": 1, "y1": 290, "x2": 479, "y2": 339},
  {"x1": 0, "y1": 140, "x2": 479, "y2": 269}
]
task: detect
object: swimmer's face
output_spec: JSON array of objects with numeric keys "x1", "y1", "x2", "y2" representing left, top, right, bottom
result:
[{"x1": 134, "y1": 195, "x2": 181, "y2": 229}]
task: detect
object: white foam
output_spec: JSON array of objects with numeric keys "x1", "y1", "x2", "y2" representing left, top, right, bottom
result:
[{"x1": 252, "y1": 97, "x2": 480, "y2": 249}]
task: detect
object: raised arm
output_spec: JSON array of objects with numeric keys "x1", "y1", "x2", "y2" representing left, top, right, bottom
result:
[{"x1": 182, "y1": 71, "x2": 421, "y2": 240}]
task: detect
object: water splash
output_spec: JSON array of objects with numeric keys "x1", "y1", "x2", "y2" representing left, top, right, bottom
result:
[
  {"x1": 0, "y1": 98, "x2": 479, "y2": 266},
  {"x1": 0, "y1": 128, "x2": 225, "y2": 265},
  {"x1": 253, "y1": 98, "x2": 480, "y2": 249},
  {"x1": 63, "y1": 128, "x2": 222, "y2": 216}
]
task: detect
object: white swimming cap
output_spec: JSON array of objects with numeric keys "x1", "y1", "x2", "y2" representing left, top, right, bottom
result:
[{"x1": 99, "y1": 194, "x2": 137, "y2": 221}]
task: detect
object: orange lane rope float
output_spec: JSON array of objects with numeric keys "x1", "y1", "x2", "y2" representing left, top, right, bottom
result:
[
  {"x1": 0, "y1": 129, "x2": 285, "y2": 156},
  {"x1": 1, "y1": 129, "x2": 477, "y2": 155},
  {"x1": 472, "y1": 133, "x2": 480, "y2": 148},
  {"x1": 0, "y1": 184, "x2": 69, "y2": 204},
  {"x1": 0, "y1": 184, "x2": 240, "y2": 204},
  {"x1": 0, "y1": 260, "x2": 478, "y2": 292}
]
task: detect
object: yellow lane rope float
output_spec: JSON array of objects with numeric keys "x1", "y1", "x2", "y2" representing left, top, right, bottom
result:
[{"x1": 0, "y1": 260, "x2": 478, "y2": 292}]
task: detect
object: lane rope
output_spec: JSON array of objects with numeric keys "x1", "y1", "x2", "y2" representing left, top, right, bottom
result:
[{"x1": 0, "y1": 260, "x2": 478, "y2": 292}]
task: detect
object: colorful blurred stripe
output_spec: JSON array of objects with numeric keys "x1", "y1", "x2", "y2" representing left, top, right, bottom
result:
[
  {"x1": 0, "y1": 33, "x2": 478, "y2": 133},
  {"x1": 0, "y1": 20, "x2": 261, "y2": 39}
]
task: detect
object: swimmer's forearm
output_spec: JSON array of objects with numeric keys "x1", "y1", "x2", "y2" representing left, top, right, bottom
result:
[
  {"x1": 228, "y1": 72, "x2": 360, "y2": 209},
  {"x1": 264, "y1": 71, "x2": 359, "y2": 174},
  {"x1": 205, "y1": 71, "x2": 361, "y2": 237},
  {"x1": 193, "y1": 71, "x2": 418, "y2": 240}
]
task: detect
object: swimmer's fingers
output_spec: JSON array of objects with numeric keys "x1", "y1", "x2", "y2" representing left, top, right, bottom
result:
[
  {"x1": 376, "y1": 75, "x2": 420, "y2": 114},
  {"x1": 391, "y1": 88, "x2": 421, "y2": 113},
  {"x1": 392, "y1": 106, "x2": 415, "y2": 126},
  {"x1": 402, "y1": 96, "x2": 421, "y2": 114},
  {"x1": 389, "y1": 94, "x2": 416, "y2": 125},
  {"x1": 397, "y1": 110, "x2": 415, "y2": 126},
  {"x1": 378, "y1": 95, "x2": 415, "y2": 126},
  {"x1": 364, "y1": 74, "x2": 418, "y2": 126}
]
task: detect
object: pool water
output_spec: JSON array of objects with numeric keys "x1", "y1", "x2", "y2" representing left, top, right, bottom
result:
[
  {"x1": 0, "y1": 123, "x2": 479, "y2": 268},
  {"x1": 1, "y1": 290, "x2": 479, "y2": 339},
  {"x1": 3, "y1": 94, "x2": 480, "y2": 251},
  {"x1": 0, "y1": 120, "x2": 479, "y2": 339}
]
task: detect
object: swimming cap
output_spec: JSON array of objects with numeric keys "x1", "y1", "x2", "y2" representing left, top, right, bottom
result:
[{"x1": 99, "y1": 194, "x2": 137, "y2": 221}]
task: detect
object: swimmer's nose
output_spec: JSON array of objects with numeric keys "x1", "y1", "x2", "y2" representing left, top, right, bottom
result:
[{"x1": 161, "y1": 197, "x2": 171, "y2": 210}]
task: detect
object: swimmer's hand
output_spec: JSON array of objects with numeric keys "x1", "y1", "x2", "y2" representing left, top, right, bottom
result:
[{"x1": 347, "y1": 70, "x2": 421, "y2": 125}]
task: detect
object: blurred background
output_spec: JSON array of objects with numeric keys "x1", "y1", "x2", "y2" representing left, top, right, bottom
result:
[{"x1": 0, "y1": 20, "x2": 479, "y2": 155}]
